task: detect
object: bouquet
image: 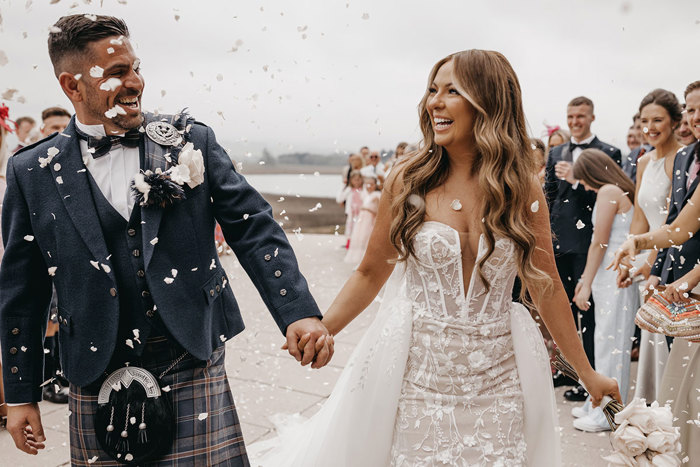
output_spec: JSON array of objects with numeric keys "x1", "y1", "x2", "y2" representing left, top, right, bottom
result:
[{"x1": 553, "y1": 352, "x2": 682, "y2": 466}]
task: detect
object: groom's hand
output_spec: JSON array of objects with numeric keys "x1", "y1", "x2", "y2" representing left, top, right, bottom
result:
[{"x1": 285, "y1": 317, "x2": 334, "y2": 368}]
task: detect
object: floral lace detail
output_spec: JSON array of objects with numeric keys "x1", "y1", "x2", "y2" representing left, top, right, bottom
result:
[{"x1": 391, "y1": 222, "x2": 527, "y2": 466}]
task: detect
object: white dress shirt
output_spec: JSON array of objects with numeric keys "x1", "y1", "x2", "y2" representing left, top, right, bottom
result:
[
  {"x1": 570, "y1": 134, "x2": 596, "y2": 163},
  {"x1": 76, "y1": 119, "x2": 140, "y2": 220}
]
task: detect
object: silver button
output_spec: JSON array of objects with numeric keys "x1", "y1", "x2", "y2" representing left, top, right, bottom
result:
[
  {"x1": 11, "y1": 327, "x2": 19, "y2": 335},
  {"x1": 274, "y1": 270, "x2": 282, "y2": 278},
  {"x1": 279, "y1": 289, "x2": 287, "y2": 296},
  {"x1": 215, "y1": 285, "x2": 221, "y2": 292},
  {"x1": 146, "y1": 309, "x2": 155, "y2": 318},
  {"x1": 210, "y1": 289, "x2": 215, "y2": 296},
  {"x1": 110, "y1": 288, "x2": 117, "y2": 297},
  {"x1": 9, "y1": 347, "x2": 17, "y2": 355},
  {"x1": 264, "y1": 254, "x2": 272, "y2": 261},
  {"x1": 10, "y1": 366, "x2": 18, "y2": 374}
]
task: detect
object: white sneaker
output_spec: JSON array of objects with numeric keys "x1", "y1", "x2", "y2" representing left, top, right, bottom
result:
[
  {"x1": 571, "y1": 399, "x2": 592, "y2": 418},
  {"x1": 573, "y1": 408, "x2": 611, "y2": 432}
]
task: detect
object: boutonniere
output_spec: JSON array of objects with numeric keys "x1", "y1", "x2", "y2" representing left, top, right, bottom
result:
[{"x1": 131, "y1": 142, "x2": 205, "y2": 208}]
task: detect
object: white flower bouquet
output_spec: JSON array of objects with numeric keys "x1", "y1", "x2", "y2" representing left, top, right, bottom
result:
[{"x1": 553, "y1": 352, "x2": 682, "y2": 466}]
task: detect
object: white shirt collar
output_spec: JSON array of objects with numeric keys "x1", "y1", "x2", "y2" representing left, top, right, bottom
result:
[
  {"x1": 571, "y1": 134, "x2": 596, "y2": 145},
  {"x1": 75, "y1": 118, "x2": 107, "y2": 138}
]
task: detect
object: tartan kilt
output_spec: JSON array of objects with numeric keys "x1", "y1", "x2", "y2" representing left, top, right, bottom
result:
[{"x1": 69, "y1": 337, "x2": 249, "y2": 466}]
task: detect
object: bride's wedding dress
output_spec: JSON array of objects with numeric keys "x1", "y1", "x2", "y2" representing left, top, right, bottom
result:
[{"x1": 249, "y1": 221, "x2": 560, "y2": 466}]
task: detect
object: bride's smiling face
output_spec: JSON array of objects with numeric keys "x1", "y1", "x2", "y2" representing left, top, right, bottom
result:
[{"x1": 427, "y1": 60, "x2": 476, "y2": 150}]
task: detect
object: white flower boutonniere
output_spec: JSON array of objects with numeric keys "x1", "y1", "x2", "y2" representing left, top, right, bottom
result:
[
  {"x1": 130, "y1": 142, "x2": 205, "y2": 209},
  {"x1": 177, "y1": 142, "x2": 205, "y2": 189}
]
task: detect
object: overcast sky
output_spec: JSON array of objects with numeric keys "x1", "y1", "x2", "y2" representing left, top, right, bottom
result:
[{"x1": 1, "y1": 0, "x2": 699, "y2": 158}]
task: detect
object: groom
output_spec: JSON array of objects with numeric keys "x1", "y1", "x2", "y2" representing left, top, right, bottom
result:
[{"x1": 0, "y1": 14, "x2": 332, "y2": 465}]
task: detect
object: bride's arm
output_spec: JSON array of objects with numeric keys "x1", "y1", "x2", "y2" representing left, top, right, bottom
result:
[
  {"x1": 525, "y1": 182, "x2": 621, "y2": 405},
  {"x1": 322, "y1": 176, "x2": 400, "y2": 335}
]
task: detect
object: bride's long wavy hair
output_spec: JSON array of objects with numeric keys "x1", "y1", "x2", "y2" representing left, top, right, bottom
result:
[{"x1": 390, "y1": 50, "x2": 552, "y2": 299}]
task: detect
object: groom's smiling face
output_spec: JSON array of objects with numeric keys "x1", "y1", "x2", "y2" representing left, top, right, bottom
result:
[{"x1": 78, "y1": 36, "x2": 145, "y2": 133}]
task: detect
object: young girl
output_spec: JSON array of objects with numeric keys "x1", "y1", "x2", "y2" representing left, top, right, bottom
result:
[
  {"x1": 344, "y1": 174, "x2": 380, "y2": 264},
  {"x1": 571, "y1": 148, "x2": 640, "y2": 431},
  {"x1": 336, "y1": 170, "x2": 365, "y2": 249}
]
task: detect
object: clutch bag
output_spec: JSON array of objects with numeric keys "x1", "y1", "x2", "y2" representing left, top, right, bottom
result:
[{"x1": 635, "y1": 285, "x2": 700, "y2": 342}]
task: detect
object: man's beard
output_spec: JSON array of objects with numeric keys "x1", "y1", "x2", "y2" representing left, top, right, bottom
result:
[{"x1": 84, "y1": 89, "x2": 143, "y2": 131}]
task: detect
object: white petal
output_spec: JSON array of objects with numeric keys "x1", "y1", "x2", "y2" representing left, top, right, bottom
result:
[
  {"x1": 530, "y1": 200, "x2": 539, "y2": 212},
  {"x1": 89, "y1": 65, "x2": 104, "y2": 78},
  {"x1": 164, "y1": 277, "x2": 174, "y2": 284},
  {"x1": 48, "y1": 266, "x2": 57, "y2": 276},
  {"x1": 24, "y1": 235, "x2": 34, "y2": 241},
  {"x1": 198, "y1": 412, "x2": 208, "y2": 421},
  {"x1": 150, "y1": 237, "x2": 159, "y2": 245}
]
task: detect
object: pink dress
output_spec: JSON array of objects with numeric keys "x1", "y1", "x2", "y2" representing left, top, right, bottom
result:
[
  {"x1": 336, "y1": 186, "x2": 364, "y2": 241},
  {"x1": 344, "y1": 191, "x2": 380, "y2": 264}
]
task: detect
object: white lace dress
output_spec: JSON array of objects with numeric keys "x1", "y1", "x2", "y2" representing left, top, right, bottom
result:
[{"x1": 249, "y1": 221, "x2": 560, "y2": 467}]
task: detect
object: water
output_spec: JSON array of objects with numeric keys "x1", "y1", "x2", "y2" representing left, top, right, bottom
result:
[{"x1": 242, "y1": 173, "x2": 342, "y2": 198}]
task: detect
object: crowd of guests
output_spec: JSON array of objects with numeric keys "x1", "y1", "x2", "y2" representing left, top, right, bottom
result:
[
  {"x1": 541, "y1": 84, "x2": 700, "y2": 460},
  {"x1": 0, "y1": 105, "x2": 74, "y2": 428}
]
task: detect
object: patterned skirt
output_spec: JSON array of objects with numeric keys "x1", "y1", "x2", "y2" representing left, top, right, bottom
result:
[{"x1": 69, "y1": 337, "x2": 249, "y2": 466}]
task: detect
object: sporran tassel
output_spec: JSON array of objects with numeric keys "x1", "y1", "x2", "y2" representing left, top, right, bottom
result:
[
  {"x1": 116, "y1": 403, "x2": 131, "y2": 453},
  {"x1": 105, "y1": 405, "x2": 115, "y2": 448},
  {"x1": 138, "y1": 402, "x2": 148, "y2": 444}
]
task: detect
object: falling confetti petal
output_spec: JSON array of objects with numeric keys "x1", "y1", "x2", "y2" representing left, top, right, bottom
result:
[
  {"x1": 48, "y1": 266, "x2": 57, "y2": 276},
  {"x1": 171, "y1": 269, "x2": 178, "y2": 277},
  {"x1": 530, "y1": 200, "x2": 539, "y2": 212},
  {"x1": 576, "y1": 220, "x2": 585, "y2": 230},
  {"x1": 89, "y1": 65, "x2": 104, "y2": 78},
  {"x1": 90, "y1": 260, "x2": 100, "y2": 270},
  {"x1": 150, "y1": 237, "x2": 159, "y2": 245},
  {"x1": 162, "y1": 385, "x2": 171, "y2": 392},
  {"x1": 88, "y1": 456, "x2": 99, "y2": 464},
  {"x1": 90, "y1": 346, "x2": 97, "y2": 352},
  {"x1": 164, "y1": 277, "x2": 174, "y2": 284},
  {"x1": 101, "y1": 263, "x2": 111, "y2": 273},
  {"x1": 24, "y1": 235, "x2": 34, "y2": 241},
  {"x1": 99, "y1": 78, "x2": 122, "y2": 91},
  {"x1": 198, "y1": 412, "x2": 209, "y2": 421},
  {"x1": 0, "y1": 51, "x2": 8, "y2": 67},
  {"x1": 125, "y1": 339, "x2": 134, "y2": 349}
]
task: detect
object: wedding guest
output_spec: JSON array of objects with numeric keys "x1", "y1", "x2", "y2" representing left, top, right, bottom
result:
[
  {"x1": 544, "y1": 95, "x2": 622, "y2": 401},
  {"x1": 359, "y1": 145, "x2": 370, "y2": 162},
  {"x1": 360, "y1": 150, "x2": 385, "y2": 186},
  {"x1": 546, "y1": 126, "x2": 569, "y2": 151},
  {"x1": 40, "y1": 107, "x2": 71, "y2": 137},
  {"x1": 618, "y1": 89, "x2": 683, "y2": 404},
  {"x1": 336, "y1": 170, "x2": 365, "y2": 249},
  {"x1": 10, "y1": 116, "x2": 35, "y2": 153},
  {"x1": 626, "y1": 125, "x2": 641, "y2": 152},
  {"x1": 344, "y1": 175, "x2": 380, "y2": 264},
  {"x1": 623, "y1": 112, "x2": 654, "y2": 182},
  {"x1": 384, "y1": 141, "x2": 408, "y2": 175},
  {"x1": 341, "y1": 152, "x2": 364, "y2": 185},
  {"x1": 675, "y1": 106, "x2": 697, "y2": 145},
  {"x1": 0, "y1": 15, "x2": 332, "y2": 464},
  {"x1": 532, "y1": 138, "x2": 547, "y2": 185},
  {"x1": 0, "y1": 103, "x2": 13, "y2": 429},
  {"x1": 611, "y1": 99, "x2": 699, "y2": 458},
  {"x1": 571, "y1": 148, "x2": 638, "y2": 431}
]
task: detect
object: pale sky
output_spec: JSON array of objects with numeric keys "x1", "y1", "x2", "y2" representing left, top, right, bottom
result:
[{"x1": 0, "y1": 0, "x2": 698, "y2": 158}]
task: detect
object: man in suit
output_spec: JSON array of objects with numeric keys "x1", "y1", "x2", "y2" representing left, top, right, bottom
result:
[
  {"x1": 622, "y1": 112, "x2": 654, "y2": 183},
  {"x1": 0, "y1": 15, "x2": 332, "y2": 465},
  {"x1": 544, "y1": 96, "x2": 622, "y2": 401}
]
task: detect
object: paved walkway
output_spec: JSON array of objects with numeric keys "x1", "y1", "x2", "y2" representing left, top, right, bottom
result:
[{"x1": 0, "y1": 233, "x2": 617, "y2": 466}]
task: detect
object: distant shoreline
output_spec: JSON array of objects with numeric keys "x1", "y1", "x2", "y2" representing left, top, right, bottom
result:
[{"x1": 238, "y1": 163, "x2": 345, "y2": 175}]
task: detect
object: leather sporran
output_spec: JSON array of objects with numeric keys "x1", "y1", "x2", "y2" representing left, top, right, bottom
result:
[
  {"x1": 635, "y1": 285, "x2": 700, "y2": 342},
  {"x1": 95, "y1": 366, "x2": 174, "y2": 464}
]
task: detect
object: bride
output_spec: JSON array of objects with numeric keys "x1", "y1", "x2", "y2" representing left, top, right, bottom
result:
[{"x1": 249, "y1": 49, "x2": 621, "y2": 466}]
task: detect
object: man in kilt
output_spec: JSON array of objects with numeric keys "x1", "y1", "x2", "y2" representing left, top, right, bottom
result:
[{"x1": 0, "y1": 14, "x2": 333, "y2": 466}]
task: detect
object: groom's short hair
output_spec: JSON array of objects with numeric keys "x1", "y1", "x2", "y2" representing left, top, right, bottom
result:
[{"x1": 48, "y1": 14, "x2": 130, "y2": 77}]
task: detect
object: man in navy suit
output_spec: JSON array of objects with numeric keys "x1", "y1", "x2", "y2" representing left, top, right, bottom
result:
[
  {"x1": 544, "y1": 96, "x2": 622, "y2": 401},
  {"x1": 0, "y1": 15, "x2": 332, "y2": 465}
]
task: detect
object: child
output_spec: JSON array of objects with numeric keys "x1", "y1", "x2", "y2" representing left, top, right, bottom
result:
[
  {"x1": 336, "y1": 170, "x2": 365, "y2": 248},
  {"x1": 571, "y1": 148, "x2": 640, "y2": 431},
  {"x1": 344, "y1": 175, "x2": 380, "y2": 264}
]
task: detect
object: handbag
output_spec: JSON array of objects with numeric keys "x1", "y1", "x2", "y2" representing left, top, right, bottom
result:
[
  {"x1": 94, "y1": 352, "x2": 187, "y2": 464},
  {"x1": 635, "y1": 285, "x2": 700, "y2": 342}
]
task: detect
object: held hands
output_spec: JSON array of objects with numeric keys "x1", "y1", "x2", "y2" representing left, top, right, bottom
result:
[
  {"x1": 7, "y1": 403, "x2": 46, "y2": 455},
  {"x1": 663, "y1": 275, "x2": 698, "y2": 303},
  {"x1": 554, "y1": 161, "x2": 577, "y2": 185},
  {"x1": 573, "y1": 281, "x2": 592, "y2": 311},
  {"x1": 283, "y1": 317, "x2": 335, "y2": 369},
  {"x1": 580, "y1": 371, "x2": 623, "y2": 408}
]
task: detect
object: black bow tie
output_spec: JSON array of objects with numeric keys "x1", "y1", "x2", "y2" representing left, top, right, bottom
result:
[
  {"x1": 75, "y1": 127, "x2": 141, "y2": 158},
  {"x1": 569, "y1": 142, "x2": 590, "y2": 152}
]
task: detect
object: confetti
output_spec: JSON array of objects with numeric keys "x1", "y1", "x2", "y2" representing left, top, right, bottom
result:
[
  {"x1": 99, "y1": 78, "x2": 122, "y2": 92},
  {"x1": 530, "y1": 200, "x2": 539, "y2": 212},
  {"x1": 243, "y1": 213, "x2": 250, "y2": 220},
  {"x1": 162, "y1": 385, "x2": 171, "y2": 392},
  {"x1": 150, "y1": 237, "x2": 159, "y2": 245},
  {"x1": 24, "y1": 235, "x2": 34, "y2": 241},
  {"x1": 74, "y1": 73, "x2": 82, "y2": 80},
  {"x1": 101, "y1": 263, "x2": 111, "y2": 273},
  {"x1": 576, "y1": 220, "x2": 585, "y2": 230},
  {"x1": 54, "y1": 163, "x2": 62, "y2": 172},
  {"x1": 90, "y1": 346, "x2": 97, "y2": 352},
  {"x1": 88, "y1": 456, "x2": 99, "y2": 464},
  {"x1": 125, "y1": 339, "x2": 134, "y2": 349},
  {"x1": 48, "y1": 266, "x2": 57, "y2": 276},
  {"x1": 125, "y1": 454, "x2": 134, "y2": 462},
  {"x1": 107, "y1": 47, "x2": 115, "y2": 54},
  {"x1": 164, "y1": 277, "x2": 174, "y2": 284},
  {"x1": 90, "y1": 260, "x2": 100, "y2": 270},
  {"x1": 89, "y1": 65, "x2": 104, "y2": 78},
  {"x1": 105, "y1": 105, "x2": 126, "y2": 119},
  {"x1": 56, "y1": 176, "x2": 64, "y2": 184},
  {"x1": 171, "y1": 269, "x2": 178, "y2": 278},
  {"x1": 198, "y1": 412, "x2": 209, "y2": 421},
  {"x1": 210, "y1": 258, "x2": 217, "y2": 270}
]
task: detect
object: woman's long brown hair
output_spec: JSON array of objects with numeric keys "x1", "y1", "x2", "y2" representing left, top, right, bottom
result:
[
  {"x1": 390, "y1": 50, "x2": 552, "y2": 301},
  {"x1": 572, "y1": 149, "x2": 636, "y2": 204}
]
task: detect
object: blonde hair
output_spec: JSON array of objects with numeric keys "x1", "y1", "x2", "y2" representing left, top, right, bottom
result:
[{"x1": 390, "y1": 50, "x2": 552, "y2": 300}]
